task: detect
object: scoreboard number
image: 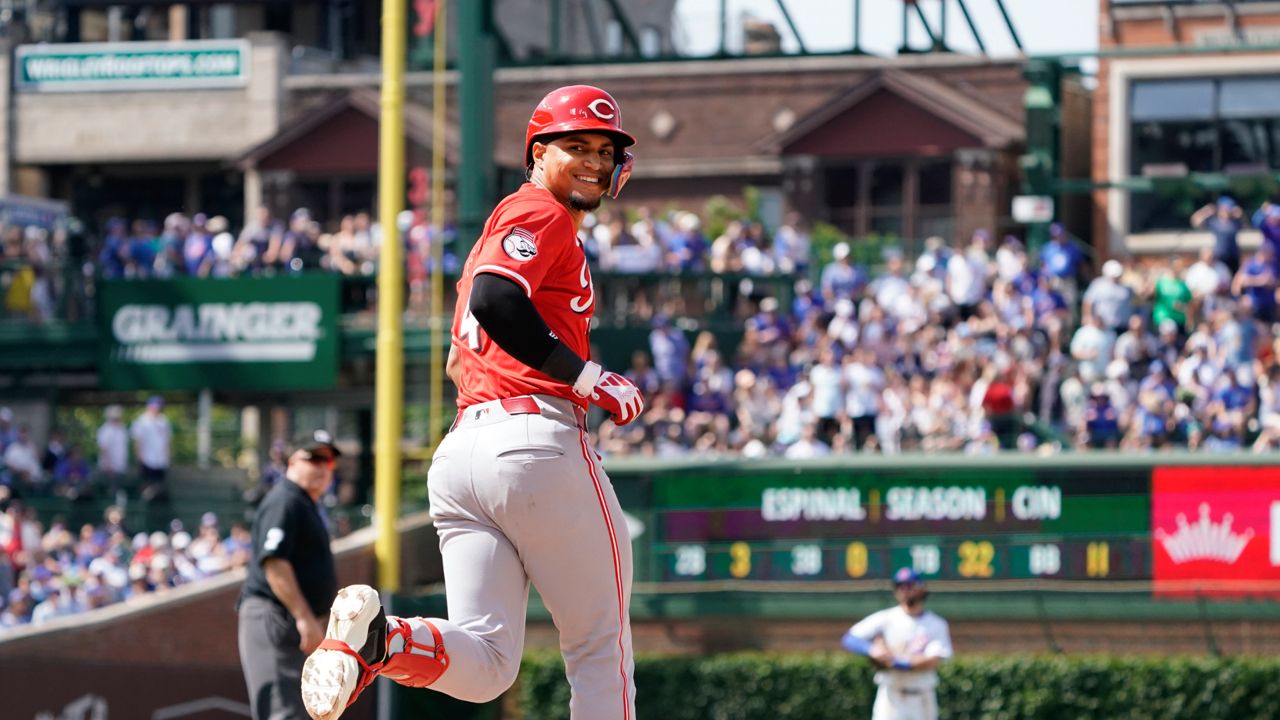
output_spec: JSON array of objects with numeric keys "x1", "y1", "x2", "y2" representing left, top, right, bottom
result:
[
  {"x1": 957, "y1": 540, "x2": 995, "y2": 578},
  {"x1": 846, "y1": 541, "x2": 868, "y2": 578},
  {"x1": 1029, "y1": 543, "x2": 1061, "y2": 576},
  {"x1": 911, "y1": 544, "x2": 941, "y2": 575},
  {"x1": 791, "y1": 544, "x2": 823, "y2": 576},
  {"x1": 1087, "y1": 541, "x2": 1110, "y2": 577},
  {"x1": 674, "y1": 545, "x2": 706, "y2": 577},
  {"x1": 729, "y1": 541, "x2": 752, "y2": 578}
]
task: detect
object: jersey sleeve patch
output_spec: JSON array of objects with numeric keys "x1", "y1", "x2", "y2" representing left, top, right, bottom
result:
[
  {"x1": 502, "y1": 227, "x2": 539, "y2": 262},
  {"x1": 264, "y1": 527, "x2": 285, "y2": 552}
]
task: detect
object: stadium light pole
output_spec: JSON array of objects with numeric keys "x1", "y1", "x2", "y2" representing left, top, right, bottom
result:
[{"x1": 375, "y1": 0, "x2": 407, "y2": 596}]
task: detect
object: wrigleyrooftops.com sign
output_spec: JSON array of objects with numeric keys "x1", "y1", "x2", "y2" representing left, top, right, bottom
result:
[{"x1": 16, "y1": 40, "x2": 248, "y2": 92}]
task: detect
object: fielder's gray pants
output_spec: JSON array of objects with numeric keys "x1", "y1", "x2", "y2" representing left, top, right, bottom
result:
[{"x1": 239, "y1": 595, "x2": 308, "y2": 720}]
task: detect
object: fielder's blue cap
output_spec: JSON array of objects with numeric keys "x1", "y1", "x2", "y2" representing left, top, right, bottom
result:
[{"x1": 893, "y1": 567, "x2": 922, "y2": 586}]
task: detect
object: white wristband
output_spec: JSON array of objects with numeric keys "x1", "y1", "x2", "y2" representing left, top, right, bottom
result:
[{"x1": 572, "y1": 360, "x2": 603, "y2": 397}]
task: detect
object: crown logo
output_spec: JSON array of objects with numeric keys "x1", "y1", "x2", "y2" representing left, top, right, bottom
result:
[{"x1": 1155, "y1": 503, "x2": 1254, "y2": 564}]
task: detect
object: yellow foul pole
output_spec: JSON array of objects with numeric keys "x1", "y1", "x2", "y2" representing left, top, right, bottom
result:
[
  {"x1": 428, "y1": 2, "x2": 448, "y2": 452},
  {"x1": 375, "y1": 0, "x2": 407, "y2": 593}
]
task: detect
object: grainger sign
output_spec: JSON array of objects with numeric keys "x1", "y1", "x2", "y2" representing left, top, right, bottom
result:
[{"x1": 97, "y1": 275, "x2": 340, "y2": 391}]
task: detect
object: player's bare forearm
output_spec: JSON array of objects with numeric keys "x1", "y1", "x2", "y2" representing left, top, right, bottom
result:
[{"x1": 263, "y1": 557, "x2": 314, "y2": 622}]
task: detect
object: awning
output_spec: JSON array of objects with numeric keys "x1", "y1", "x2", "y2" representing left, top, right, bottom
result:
[
  {"x1": 234, "y1": 88, "x2": 477, "y2": 174},
  {"x1": 762, "y1": 69, "x2": 1025, "y2": 158}
]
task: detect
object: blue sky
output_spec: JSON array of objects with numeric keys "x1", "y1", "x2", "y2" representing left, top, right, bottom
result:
[{"x1": 674, "y1": 0, "x2": 1098, "y2": 58}]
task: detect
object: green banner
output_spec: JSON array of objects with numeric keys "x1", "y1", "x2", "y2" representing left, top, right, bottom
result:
[
  {"x1": 651, "y1": 466, "x2": 1150, "y2": 537},
  {"x1": 97, "y1": 275, "x2": 340, "y2": 391},
  {"x1": 16, "y1": 40, "x2": 248, "y2": 93}
]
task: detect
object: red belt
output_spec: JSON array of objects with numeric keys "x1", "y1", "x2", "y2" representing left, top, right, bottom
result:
[
  {"x1": 500, "y1": 396, "x2": 541, "y2": 415},
  {"x1": 451, "y1": 396, "x2": 585, "y2": 431}
]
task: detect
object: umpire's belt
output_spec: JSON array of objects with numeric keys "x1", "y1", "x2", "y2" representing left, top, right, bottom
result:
[{"x1": 452, "y1": 394, "x2": 587, "y2": 431}]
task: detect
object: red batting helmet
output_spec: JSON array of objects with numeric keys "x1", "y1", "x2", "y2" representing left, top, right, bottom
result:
[{"x1": 525, "y1": 85, "x2": 636, "y2": 198}]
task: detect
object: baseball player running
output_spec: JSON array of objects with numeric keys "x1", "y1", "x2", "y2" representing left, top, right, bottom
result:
[
  {"x1": 300, "y1": 85, "x2": 644, "y2": 720},
  {"x1": 842, "y1": 568, "x2": 953, "y2": 720}
]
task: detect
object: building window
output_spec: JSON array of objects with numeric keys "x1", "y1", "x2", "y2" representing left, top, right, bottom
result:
[
  {"x1": 606, "y1": 20, "x2": 624, "y2": 56},
  {"x1": 1129, "y1": 76, "x2": 1280, "y2": 232},
  {"x1": 823, "y1": 164, "x2": 860, "y2": 236},
  {"x1": 640, "y1": 26, "x2": 662, "y2": 57},
  {"x1": 869, "y1": 162, "x2": 904, "y2": 239},
  {"x1": 821, "y1": 160, "x2": 955, "y2": 245},
  {"x1": 917, "y1": 160, "x2": 954, "y2": 242}
]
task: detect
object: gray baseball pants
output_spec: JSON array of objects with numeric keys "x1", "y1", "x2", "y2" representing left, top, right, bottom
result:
[{"x1": 411, "y1": 394, "x2": 636, "y2": 719}]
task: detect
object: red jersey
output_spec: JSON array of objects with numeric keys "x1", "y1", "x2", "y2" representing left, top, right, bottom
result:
[{"x1": 451, "y1": 183, "x2": 595, "y2": 409}]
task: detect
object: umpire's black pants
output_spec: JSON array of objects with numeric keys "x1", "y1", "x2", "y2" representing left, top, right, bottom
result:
[{"x1": 239, "y1": 595, "x2": 308, "y2": 720}]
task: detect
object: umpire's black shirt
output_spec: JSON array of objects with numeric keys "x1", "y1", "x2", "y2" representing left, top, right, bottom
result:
[{"x1": 239, "y1": 478, "x2": 336, "y2": 617}]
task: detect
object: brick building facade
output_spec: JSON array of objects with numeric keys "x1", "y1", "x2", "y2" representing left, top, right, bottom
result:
[
  {"x1": 263, "y1": 53, "x2": 1030, "y2": 249},
  {"x1": 1093, "y1": 0, "x2": 1280, "y2": 257}
]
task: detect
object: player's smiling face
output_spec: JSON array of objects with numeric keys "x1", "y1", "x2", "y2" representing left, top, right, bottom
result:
[{"x1": 532, "y1": 133, "x2": 616, "y2": 212}]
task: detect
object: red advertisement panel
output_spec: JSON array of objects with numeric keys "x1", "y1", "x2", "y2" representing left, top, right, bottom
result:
[{"x1": 1152, "y1": 466, "x2": 1280, "y2": 597}]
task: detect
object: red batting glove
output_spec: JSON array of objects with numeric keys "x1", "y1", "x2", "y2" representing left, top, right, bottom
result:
[{"x1": 573, "y1": 361, "x2": 646, "y2": 425}]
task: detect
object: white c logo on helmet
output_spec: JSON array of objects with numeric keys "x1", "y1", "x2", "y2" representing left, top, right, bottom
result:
[{"x1": 587, "y1": 99, "x2": 615, "y2": 120}]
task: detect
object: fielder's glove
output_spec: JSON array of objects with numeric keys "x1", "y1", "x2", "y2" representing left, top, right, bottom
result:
[{"x1": 573, "y1": 361, "x2": 645, "y2": 426}]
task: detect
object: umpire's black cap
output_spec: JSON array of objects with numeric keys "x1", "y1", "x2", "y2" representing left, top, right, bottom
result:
[{"x1": 293, "y1": 429, "x2": 342, "y2": 461}]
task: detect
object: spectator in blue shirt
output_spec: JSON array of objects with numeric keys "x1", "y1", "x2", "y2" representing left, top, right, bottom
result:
[
  {"x1": 1039, "y1": 223, "x2": 1084, "y2": 315},
  {"x1": 97, "y1": 217, "x2": 130, "y2": 280},
  {"x1": 624, "y1": 349, "x2": 663, "y2": 399},
  {"x1": 1084, "y1": 384, "x2": 1120, "y2": 448},
  {"x1": 1039, "y1": 223, "x2": 1082, "y2": 281},
  {"x1": 791, "y1": 278, "x2": 824, "y2": 322},
  {"x1": 746, "y1": 296, "x2": 791, "y2": 352},
  {"x1": 1138, "y1": 359, "x2": 1176, "y2": 404},
  {"x1": 1253, "y1": 202, "x2": 1280, "y2": 273},
  {"x1": 1192, "y1": 196, "x2": 1245, "y2": 274},
  {"x1": 820, "y1": 242, "x2": 864, "y2": 304},
  {"x1": 1030, "y1": 273, "x2": 1069, "y2": 343},
  {"x1": 182, "y1": 213, "x2": 213, "y2": 277},
  {"x1": 1232, "y1": 246, "x2": 1277, "y2": 323},
  {"x1": 664, "y1": 212, "x2": 707, "y2": 272},
  {"x1": 1210, "y1": 367, "x2": 1254, "y2": 442},
  {"x1": 128, "y1": 220, "x2": 157, "y2": 278},
  {"x1": 648, "y1": 314, "x2": 690, "y2": 388}
]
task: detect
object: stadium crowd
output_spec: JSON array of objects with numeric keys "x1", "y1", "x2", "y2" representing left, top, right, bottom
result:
[
  {"x1": 0, "y1": 502, "x2": 252, "y2": 630},
  {"x1": 0, "y1": 398, "x2": 360, "y2": 632},
  {"x1": 598, "y1": 197, "x2": 1280, "y2": 459},
  {"x1": 4, "y1": 197, "x2": 1280, "y2": 461}
]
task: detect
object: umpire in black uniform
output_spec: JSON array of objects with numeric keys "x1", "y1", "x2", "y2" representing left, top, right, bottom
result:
[{"x1": 238, "y1": 430, "x2": 340, "y2": 719}]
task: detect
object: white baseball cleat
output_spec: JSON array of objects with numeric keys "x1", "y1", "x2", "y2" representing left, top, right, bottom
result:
[{"x1": 301, "y1": 584, "x2": 388, "y2": 720}]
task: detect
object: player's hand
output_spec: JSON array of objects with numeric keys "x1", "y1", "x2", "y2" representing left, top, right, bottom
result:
[
  {"x1": 573, "y1": 361, "x2": 645, "y2": 425},
  {"x1": 869, "y1": 638, "x2": 894, "y2": 667},
  {"x1": 298, "y1": 614, "x2": 325, "y2": 653}
]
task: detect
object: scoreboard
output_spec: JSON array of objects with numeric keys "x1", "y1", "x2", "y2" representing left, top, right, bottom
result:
[
  {"x1": 623, "y1": 464, "x2": 1156, "y2": 586},
  {"x1": 608, "y1": 461, "x2": 1280, "y2": 596}
]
